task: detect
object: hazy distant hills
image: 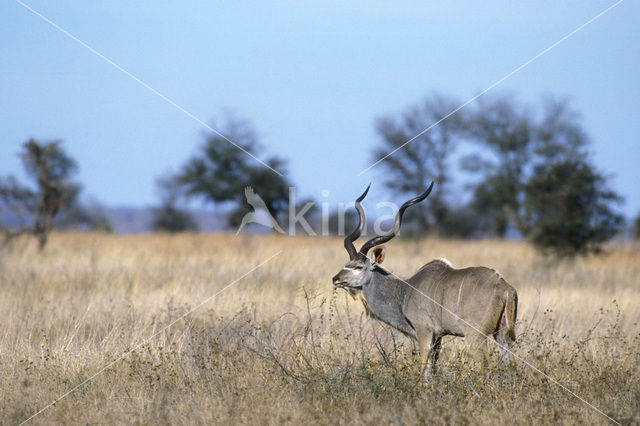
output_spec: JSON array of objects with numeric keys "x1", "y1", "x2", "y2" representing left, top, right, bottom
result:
[
  {"x1": 102, "y1": 207, "x2": 228, "y2": 233},
  {"x1": 0, "y1": 205, "x2": 229, "y2": 234}
]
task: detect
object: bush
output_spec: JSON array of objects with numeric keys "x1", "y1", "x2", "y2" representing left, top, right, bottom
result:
[{"x1": 524, "y1": 159, "x2": 623, "y2": 256}]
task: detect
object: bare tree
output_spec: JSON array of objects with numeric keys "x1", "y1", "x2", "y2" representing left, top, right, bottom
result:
[{"x1": 373, "y1": 94, "x2": 464, "y2": 235}]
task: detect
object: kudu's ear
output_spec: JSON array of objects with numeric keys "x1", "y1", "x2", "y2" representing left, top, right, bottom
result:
[{"x1": 372, "y1": 246, "x2": 385, "y2": 264}]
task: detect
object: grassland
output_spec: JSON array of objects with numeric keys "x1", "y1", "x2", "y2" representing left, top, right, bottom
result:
[{"x1": 0, "y1": 233, "x2": 639, "y2": 425}]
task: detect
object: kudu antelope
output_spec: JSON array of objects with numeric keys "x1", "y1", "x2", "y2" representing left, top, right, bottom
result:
[{"x1": 332, "y1": 183, "x2": 518, "y2": 375}]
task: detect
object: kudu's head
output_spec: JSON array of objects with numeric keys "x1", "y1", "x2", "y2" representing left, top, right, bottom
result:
[{"x1": 332, "y1": 182, "x2": 434, "y2": 293}]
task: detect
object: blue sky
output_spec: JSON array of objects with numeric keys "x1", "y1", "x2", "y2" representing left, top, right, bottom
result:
[{"x1": 1, "y1": 1, "x2": 639, "y2": 219}]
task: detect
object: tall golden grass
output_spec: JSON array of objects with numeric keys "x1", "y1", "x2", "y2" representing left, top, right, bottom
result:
[{"x1": 1, "y1": 233, "x2": 638, "y2": 424}]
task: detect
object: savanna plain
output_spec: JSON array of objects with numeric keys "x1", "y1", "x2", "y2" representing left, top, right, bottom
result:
[{"x1": 1, "y1": 233, "x2": 639, "y2": 425}]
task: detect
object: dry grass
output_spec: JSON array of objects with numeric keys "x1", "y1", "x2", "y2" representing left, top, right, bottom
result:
[{"x1": 0, "y1": 233, "x2": 639, "y2": 425}]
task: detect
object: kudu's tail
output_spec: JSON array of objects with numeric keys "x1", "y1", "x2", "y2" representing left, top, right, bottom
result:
[{"x1": 502, "y1": 289, "x2": 518, "y2": 342}]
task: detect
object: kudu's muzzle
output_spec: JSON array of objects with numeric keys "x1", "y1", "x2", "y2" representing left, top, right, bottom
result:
[{"x1": 332, "y1": 273, "x2": 342, "y2": 287}]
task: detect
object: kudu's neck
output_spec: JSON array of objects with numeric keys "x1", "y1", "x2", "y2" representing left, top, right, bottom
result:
[{"x1": 362, "y1": 269, "x2": 416, "y2": 339}]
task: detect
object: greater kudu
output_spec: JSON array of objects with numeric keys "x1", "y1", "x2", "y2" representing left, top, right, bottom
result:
[{"x1": 332, "y1": 183, "x2": 518, "y2": 375}]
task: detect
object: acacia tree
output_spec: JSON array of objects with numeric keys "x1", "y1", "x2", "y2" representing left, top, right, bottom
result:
[
  {"x1": 373, "y1": 94, "x2": 464, "y2": 235},
  {"x1": 0, "y1": 140, "x2": 82, "y2": 248},
  {"x1": 464, "y1": 98, "x2": 591, "y2": 234},
  {"x1": 24, "y1": 140, "x2": 82, "y2": 248},
  {"x1": 466, "y1": 97, "x2": 622, "y2": 255},
  {"x1": 461, "y1": 96, "x2": 534, "y2": 236},
  {"x1": 176, "y1": 115, "x2": 291, "y2": 229}
]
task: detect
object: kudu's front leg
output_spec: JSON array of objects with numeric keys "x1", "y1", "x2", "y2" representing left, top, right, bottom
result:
[{"x1": 419, "y1": 331, "x2": 442, "y2": 379}]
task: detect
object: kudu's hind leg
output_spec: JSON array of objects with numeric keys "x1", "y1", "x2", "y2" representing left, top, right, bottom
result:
[
  {"x1": 494, "y1": 332, "x2": 512, "y2": 364},
  {"x1": 493, "y1": 290, "x2": 517, "y2": 366},
  {"x1": 494, "y1": 301, "x2": 516, "y2": 366}
]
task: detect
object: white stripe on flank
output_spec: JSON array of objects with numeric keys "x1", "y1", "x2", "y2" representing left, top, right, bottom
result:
[{"x1": 455, "y1": 274, "x2": 466, "y2": 316}]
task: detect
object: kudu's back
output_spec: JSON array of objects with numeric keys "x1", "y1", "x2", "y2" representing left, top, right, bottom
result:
[{"x1": 404, "y1": 259, "x2": 518, "y2": 344}]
